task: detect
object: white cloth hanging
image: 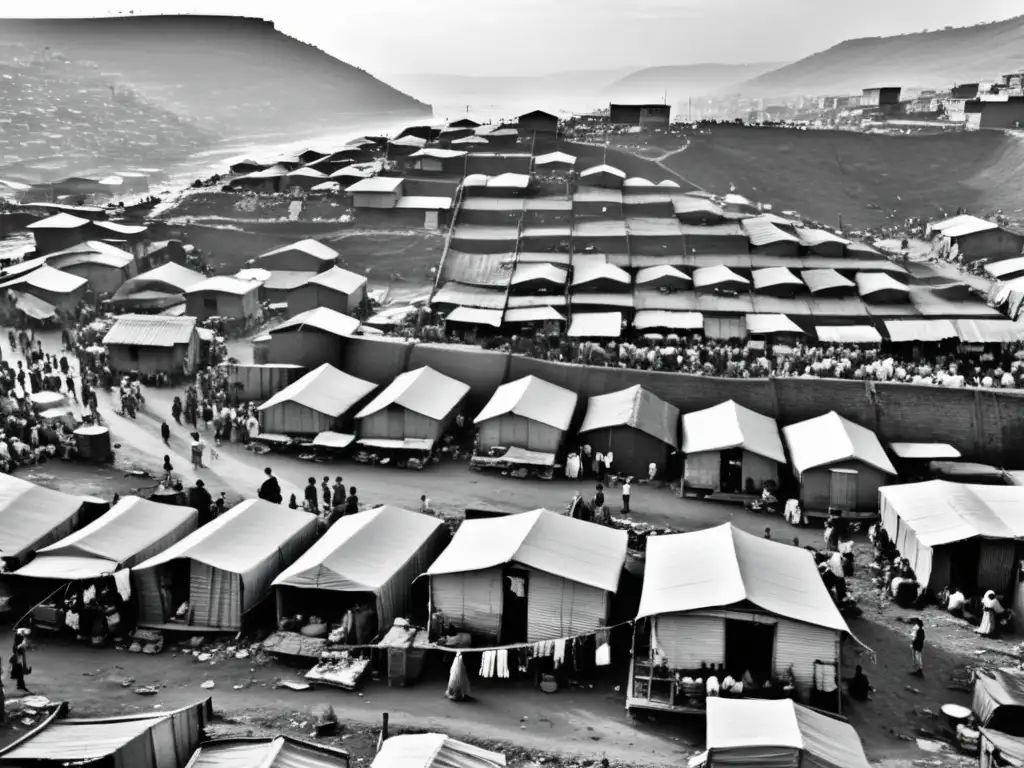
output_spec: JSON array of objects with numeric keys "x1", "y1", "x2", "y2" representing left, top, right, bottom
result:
[
  {"x1": 507, "y1": 575, "x2": 526, "y2": 598},
  {"x1": 595, "y1": 643, "x2": 611, "y2": 667},
  {"x1": 553, "y1": 638, "x2": 566, "y2": 668},
  {"x1": 113, "y1": 569, "x2": 132, "y2": 601},
  {"x1": 497, "y1": 649, "x2": 509, "y2": 678}
]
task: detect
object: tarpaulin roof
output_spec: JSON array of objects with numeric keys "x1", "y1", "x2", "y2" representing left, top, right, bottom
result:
[
  {"x1": 189, "y1": 736, "x2": 352, "y2": 767},
  {"x1": 580, "y1": 164, "x2": 626, "y2": 179},
  {"x1": 973, "y1": 668, "x2": 1024, "y2": 733},
  {"x1": 135, "y1": 500, "x2": 316, "y2": 575},
  {"x1": 635, "y1": 265, "x2": 691, "y2": 287},
  {"x1": 568, "y1": 311, "x2": 622, "y2": 338},
  {"x1": 274, "y1": 506, "x2": 445, "y2": 592},
  {"x1": 985, "y1": 256, "x2": 1024, "y2": 281},
  {"x1": 504, "y1": 306, "x2": 566, "y2": 323},
  {"x1": 371, "y1": 734, "x2": 506, "y2": 768},
  {"x1": 258, "y1": 239, "x2": 339, "y2": 262},
  {"x1": 259, "y1": 363, "x2": 376, "y2": 418},
  {"x1": 742, "y1": 217, "x2": 800, "y2": 246},
  {"x1": 511, "y1": 263, "x2": 568, "y2": 286},
  {"x1": 432, "y1": 284, "x2": 507, "y2": 309},
  {"x1": 446, "y1": 307, "x2": 503, "y2": 327},
  {"x1": 954, "y1": 319, "x2": 1024, "y2": 343},
  {"x1": 103, "y1": 315, "x2": 197, "y2": 347},
  {"x1": 633, "y1": 310, "x2": 703, "y2": 330},
  {"x1": 879, "y1": 481, "x2": 1024, "y2": 548},
  {"x1": 705, "y1": 699, "x2": 869, "y2": 768},
  {"x1": 796, "y1": 228, "x2": 850, "y2": 248},
  {"x1": 269, "y1": 306, "x2": 360, "y2": 338},
  {"x1": 682, "y1": 400, "x2": 786, "y2": 462},
  {"x1": 1, "y1": 264, "x2": 87, "y2": 294},
  {"x1": 753, "y1": 267, "x2": 804, "y2": 292},
  {"x1": 312, "y1": 431, "x2": 356, "y2": 449},
  {"x1": 801, "y1": 269, "x2": 856, "y2": 294},
  {"x1": 672, "y1": 196, "x2": 724, "y2": 217},
  {"x1": 571, "y1": 261, "x2": 630, "y2": 288},
  {"x1": 782, "y1": 411, "x2": 896, "y2": 475},
  {"x1": 14, "y1": 496, "x2": 198, "y2": 580},
  {"x1": 929, "y1": 214, "x2": 989, "y2": 234},
  {"x1": 856, "y1": 272, "x2": 910, "y2": 298},
  {"x1": 637, "y1": 523, "x2": 850, "y2": 631},
  {"x1": 26, "y1": 212, "x2": 90, "y2": 229},
  {"x1": 0, "y1": 474, "x2": 86, "y2": 561},
  {"x1": 884, "y1": 319, "x2": 958, "y2": 342},
  {"x1": 944, "y1": 218, "x2": 1000, "y2": 238},
  {"x1": 356, "y1": 366, "x2": 470, "y2": 421},
  {"x1": 745, "y1": 313, "x2": 804, "y2": 334},
  {"x1": 814, "y1": 325, "x2": 882, "y2": 344},
  {"x1": 474, "y1": 375, "x2": 577, "y2": 430},
  {"x1": 534, "y1": 151, "x2": 576, "y2": 167},
  {"x1": 113, "y1": 262, "x2": 205, "y2": 297},
  {"x1": 306, "y1": 266, "x2": 367, "y2": 295},
  {"x1": 186, "y1": 276, "x2": 259, "y2": 296},
  {"x1": 890, "y1": 442, "x2": 962, "y2": 460},
  {"x1": 10, "y1": 290, "x2": 56, "y2": 320},
  {"x1": 579, "y1": 385, "x2": 679, "y2": 448},
  {"x1": 286, "y1": 167, "x2": 328, "y2": 179},
  {"x1": 693, "y1": 265, "x2": 749, "y2": 290},
  {"x1": 427, "y1": 509, "x2": 627, "y2": 593},
  {"x1": 347, "y1": 177, "x2": 404, "y2": 194},
  {"x1": 45, "y1": 241, "x2": 135, "y2": 269}
]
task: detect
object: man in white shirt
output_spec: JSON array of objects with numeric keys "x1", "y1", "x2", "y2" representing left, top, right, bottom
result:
[
  {"x1": 603, "y1": 451, "x2": 614, "y2": 483},
  {"x1": 621, "y1": 478, "x2": 631, "y2": 515}
]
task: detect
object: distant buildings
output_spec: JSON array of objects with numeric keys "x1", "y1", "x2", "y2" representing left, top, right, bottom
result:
[
  {"x1": 965, "y1": 96, "x2": 1024, "y2": 131},
  {"x1": 609, "y1": 103, "x2": 672, "y2": 127},
  {"x1": 860, "y1": 87, "x2": 902, "y2": 108}
]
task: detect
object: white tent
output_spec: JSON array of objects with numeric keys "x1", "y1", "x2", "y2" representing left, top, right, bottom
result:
[
  {"x1": 0, "y1": 474, "x2": 88, "y2": 565},
  {"x1": 682, "y1": 400, "x2": 786, "y2": 462},
  {"x1": 258, "y1": 363, "x2": 377, "y2": 435}
]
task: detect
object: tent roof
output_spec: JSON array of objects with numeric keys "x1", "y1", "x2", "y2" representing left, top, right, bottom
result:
[
  {"x1": 114, "y1": 262, "x2": 205, "y2": 297},
  {"x1": 534, "y1": 151, "x2": 576, "y2": 167},
  {"x1": 427, "y1": 509, "x2": 627, "y2": 593},
  {"x1": 103, "y1": 315, "x2": 197, "y2": 347},
  {"x1": 511, "y1": 262, "x2": 568, "y2": 286},
  {"x1": 706, "y1": 699, "x2": 869, "y2": 768},
  {"x1": 1, "y1": 264, "x2": 87, "y2": 294},
  {"x1": 447, "y1": 307, "x2": 503, "y2": 327},
  {"x1": 273, "y1": 506, "x2": 445, "y2": 592},
  {"x1": 580, "y1": 164, "x2": 626, "y2": 179},
  {"x1": 693, "y1": 265, "x2": 749, "y2": 290},
  {"x1": 504, "y1": 306, "x2": 566, "y2": 323},
  {"x1": 571, "y1": 260, "x2": 630, "y2": 288},
  {"x1": 45, "y1": 241, "x2": 135, "y2": 269},
  {"x1": 568, "y1": 311, "x2": 622, "y2": 338},
  {"x1": 578, "y1": 385, "x2": 679, "y2": 448},
  {"x1": 742, "y1": 217, "x2": 800, "y2": 246},
  {"x1": 637, "y1": 523, "x2": 849, "y2": 631},
  {"x1": 135, "y1": 500, "x2": 316, "y2": 574},
  {"x1": 186, "y1": 276, "x2": 259, "y2": 296},
  {"x1": 14, "y1": 496, "x2": 197, "y2": 580},
  {"x1": 258, "y1": 363, "x2": 376, "y2": 418},
  {"x1": 745, "y1": 313, "x2": 804, "y2": 335},
  {"x1": 0, "y1": 475, "x2": 86, "y2": 560},
  {"x1": 885, "y1": 319, "x2": 958, "y2": 342},
  {"x1": 635, "y1": 265, "x2": 691, "y2": 286},
  {"x1": 782, "y1": 411, "x2": 896, "y2": 475},
  {"x1": 752, "y1": 267, "x2": 804, "y2": 290},
  {"x1": 879, "y1": 481, "x2": 1024, "y2": 547},
  {"x1": 681, "y1": 400, "x2": 785, "y2": 462},
  {"x1": 258, "y1": 238, "x2": 339, "y2": 262},
  {"x1": 796, "y1": 227, "x2": 850, "y2": 247},
  {"x1": 973, "y1": 668, "x2": 1024, "y2": 729},
  {"x1": 10, "y1": 290, "x2": 57, "y2": 320},
  {"x1": 801, "y1": 268, "x2": 855, "y2": 293},
  {"x1": 371, "y1": 733, "x2": 506, "y2": 768},
  {"x1": 473, "y1": 375, "x2": 577, "y2": 430},
  {"x1": 355, "y1": 366, "x2": 469, "y2": 421},
  {"x1": 856, "y1": 272, "x2": 909, "y2": 297},
  {"x1": 306, "y1": 265, "x2": 368, "y2": 295},
  {"x1": 815, "y1": 325, "x2": 882, "y2": 344},
  {"x1": 26, "y1": 212, "x2": 90, "y2": 229},
  {"x1": 269, "y1": 306, "x2": 360, "y2": 338}
]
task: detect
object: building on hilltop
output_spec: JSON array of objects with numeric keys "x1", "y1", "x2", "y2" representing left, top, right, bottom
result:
[
  {"x1": 609, "y1": 103, "x2": 671, "y2": 126},
  {"x1": 965, "y1": 96, "x2": 1024, "y2": 131},
  {"x1": 860, "y1": 87, "x2": 902, "y2": 108},
  {"x1": 516, "y1": 110, "x2": 558, "y2": 138}
]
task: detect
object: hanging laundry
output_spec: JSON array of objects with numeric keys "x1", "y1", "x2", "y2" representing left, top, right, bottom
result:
[
  {"x1": 507, "y1": 575, "x2": 526, "y2": 598},
  {"x1": 595, "y1": 642, "x2": 611, "y2": 667},
  {"x1": 446, "y1": 652, "x2": 471, "y2": 701},
  {"x1": 553, "y1": 638, "x2": 566, "y2": 668},
  {"x1": 496, "y1": 649, "x2": 509, "y2": 678},
  {"x1": 113, "y1": 569, "x2": 132, "y2": 601},
  {"x1": 518, "y1": 648, "x2": 530, "y2": 673}
]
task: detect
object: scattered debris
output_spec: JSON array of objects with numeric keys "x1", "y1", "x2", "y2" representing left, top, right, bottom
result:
[
  {"x1": 133, "y1": 686, "x2": 160, "y2": 696},
  {"x1": 200, "y1": 680, "x2": 216, "y2": 689}
]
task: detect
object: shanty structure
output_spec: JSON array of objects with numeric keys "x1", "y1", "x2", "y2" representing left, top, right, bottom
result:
[
  {"x1": 355, "y1": 366, "x2": 470, "y2": 447},
  {"x1": 577, "y1": 385, "x2": 679, "y2": 477},
  {"x1": 0, "y1": 475, "x2": 89, "y2": 570},
  {"x1": 974, "y1": 668, "x2": 1024, "y2": 736},
  {"x1": 517, "y1": 109, "x2": 558, "y2": 136},
  {"x1": 44, "y1": 241, "x2": 138, "y2": 294},
  {"x1": 426, "y1": 509, "x2": 627, "y2": 643},
  {"x1": 473, "y1": 375, "x2": 577, "y2": 455},
  {"x1": 264, "y1": 306, "x2": 360, "y2": 368},
  {"x1": 111, "y1": 261, "x2": 205, "y2": 310},
  {"x1": 693, "y1": 265, "x2": 749, "y2": 293},
  {"x1": 188, "y1": 736, "x2": 352, "y2": 768},
  {"x1": 102, "y1": 314, "x2": 200, "y2": 377},
  {"x1": 0, "y1": 264, "x2": 87, "y2": 313},
  {"x1": 629, "y1": 523, "x2": 850, "y2": 715},
  {"x1": 132, "y1": 501, "x2": 318, "y2": 631},
  {"x1": 930, "y1": 214, "x2": 1024, "y2": 263},
  {"x1": 700, "y1": 699, "x2": 870, "y2": 768},
  {"x1": 752, "y1": 267, "x2": 805, "y2": 297},
  {"x1": 782, "y1": 411, "x2": 897, "y2": 516},
  {"x1": 25, "y1": 211, "x2": 93, "y2": 254},
  {"x1": 258, "y1": 363, "x2": 376, "y2": 436},
  {"x1": 256, "y1": 239, "x2": 338, "y2": 272},
  {"x1": 0, "y1": 699, "x2": 211, "y2": 768},
  {"x1": 347, "y1": 177, "x2": 404, "y2": 208},
  {"x1": 372, "y1": 734, "x2": 506, "y2": 768},
  {"x1": 878, "y1": 481, "x2": 1024, "y2": 594},
  {"x1": 185, "y1": 276, "x2": 261, "y2": 322},
  {"x1": 856, "y1": 272, "x2": 910, "y2": 303},
  {"x1": 802, "y1": 268, "x2": 856, "y2": 296},
  {"x1": 287, "y1": 265, "x2": 367, "y2": 317},
  {"x1": 13, "y1": 496, "x2": 199, "y2": 581},
  {"x1": 681, "y1": 401, "x2": 786, "y2": 497},
  {"x1": 273, "y1": 506, "x2": 449, "y2": 630},
  {"x1": 579, "y1": 164, "x2": 626, "y2": 189}
]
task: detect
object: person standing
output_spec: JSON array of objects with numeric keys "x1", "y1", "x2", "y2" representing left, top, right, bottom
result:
[
  {"x1": 910, "y1": 618, "x2": 925, "y2": 676},
  {"x1": 258, "y1": 468, "x2": 282, "y2": 504},
  {"x1": 331, "y1": 476, "x2": 346, "y2": 508},
  {"x1": 10, "y1": 630, "x2": 31, "y2": 693},
  {"x1": 344, "y1": 487, "x2": 360, "y2": 517},
  {"x1": 321, "y1": 477, "x2": 331, "y2": 510},
  {"x1": 160, "y1": 421, "x2": 171, "y2": 446},
  {"x1": 303, "y1": 478, "x2": 319, "y2": 513},
  {"x1": 172, "y1": 396, "x2": 183, "y2": 425},
  {"x1": 621, "y1": 478, "x2": 631, "y2": 515},
  {"x1": 603, "y1": 451, "x2": 614, "y2": 483}
]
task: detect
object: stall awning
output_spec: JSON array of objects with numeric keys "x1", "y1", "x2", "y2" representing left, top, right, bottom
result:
[
  {"x1": 745, "y1": 313, "x2": 803, "y2": 335},
  {"x1": 312, "y1": 432, "x2": 356, "y2": 449},
  {"x1": 954, "y1": 319, "x2": 1024, "y2": 343},
  {"x1": 884, "y1": 319, "x2": 958, "y2": 342},
  {"x1": 815, "y1": 325, "x2": 882, "y2": 344},
  {"x1": 634, "y1": 310, "x2": 703, "y2": 331},
  {"x1": 890, "y1": 442, "x2": 962, "y2": 460},
  {"x1": 703, "y1": 316, "x2": 746, "y2": 340},
  {"x1": 568, "y1": 311, "x2": 622, "y2": 338},
  {"x1": 446, "y1": 306, "x2": 503, "y2": 328},
  {"x1": 503, "y1": 306, "x2": 566, "y2": 324}
]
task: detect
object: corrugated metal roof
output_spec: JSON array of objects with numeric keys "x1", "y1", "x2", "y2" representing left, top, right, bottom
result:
[
  {"x1": 307, "y1": 266, "x2": 367, "y2": 295},
  {"x1": 443, "y1": 251, "x2": 513, "y2": 289},
  {"x1": 427, "y1": 508, "x2": 626, "y2": 593},
  {"x1": 270, "y1": 306, "x2": 360, "y2": 338},
  {"x1": 26, "y1": 212, "x2": 90, "y2": 229},
  {"x1": 884, "y1": 319, "x2": 958, "y2": 342},
  {"x1": 752, "y1": 267, "x2": 803, "y2": 291},
  {"x1": 372, "y1": 734, "x2": 506, "y2": 768},
  {"x1": 742, "y1": 217, "x2": 801, "y2": 246},
  {"x1": 474, "y1": 375, "x2": 577, "y2": 430},
  {"x1": 45, "y1": 240, "x2": 135, "y2": 269},
  {"x1": 187, "y1": 276, "x2": 259, "y2": 296},
  {"x1": 626, "y1": 217, "x2": 683, "y2": 236},
  {"x1": 985, "y1": 256, "x2": 1024, "y2": 280},
  {"x1": 814, "y1": 325, "x2": 882, "y2": 343},
  {"x1": 431, "y1": 284, "x2": 507, "y2": 309},
  {"x1": 579, "y1": 385, "x2": 679, "y2": 448},
  {"x1": 115, "y1": 262, "x2": 206, "y2": 297},
  {"x1": 580, "y1": 164, "x2": 626, "y2": 179},
  {"x1": 346, "y1": 177, "x2": 404, "y2": 194},
  {"x1": 880, "y1": 480, "x2": 1024, "y2": 547},
  {"x1": 190, "y1": 737, "x2": 351, "y2": 767},
  {"x1": 103, "y1": 314, "x2": 197, "y2": 347},
  {"x1": 503, "y1": 306, "x2": 566, "y2": 323},
  {"x1": 682, "y1": 400, "x2": 786, "y2": 462},
  {"x1": 931, "y1": 214, "x2": 998, "y2": 238},
  {"x1": 637, "y1": 523, "x2": 850, "y2": 632},
  {"x1": 573, "y1": 219, "x2": 627, "y2": 237},
  {"x1": 0, "y1": 717, "x2": 159, "y2": 760},
  {"x1": 355, "y1": 366, "x2": 470, "y2": 420},
  {"x1": 954, "y1": 319, "x2": 1024, "y2": 343},
  {"x1": 1, "y1": 264, "x2": 87, "y2": 294},
  {"x1": 633, "y1": 310, "x2": 703, "y2": 330},
  {"x1": 446, "y1": 306, "x2": 503, "y2": 327},
  {"x1": 259, "y1": 363, "x2": 376, "y2": 418},
  {"x1": 264, "y1": 271, "x2": 317, "y2": 291},
  {"x1": 782, "y1": 411, "x2": 896, "y2": 475},
  {"x1": 568, "y1": 311, "x2": 622, "y2": 338},
  {"x1": 801, "y1": 268, "x2": 855, "y2": 293},
  {"x1": 692, "y1": 265, "x2": 749, "y2": 290},
  {"x1": 745, "y1": 313, "x2": 804, "y2": 334},
  {"x1": 672, "y1": 196, "x2": 725, "y2": 217}
]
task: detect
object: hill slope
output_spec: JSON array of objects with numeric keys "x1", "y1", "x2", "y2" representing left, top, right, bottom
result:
[
  {"x1": 0, "y1": 16, "x2": 430, "y2": 140},
  {"x1": 606, "y1": 62, "x2": 786, "y2": 101},
  {"x1": 663, "y1": 125, "x2": 1024, "y2": 229},
  {"x1": 739, "y1": 15, "x2": 1024, "y2": 96}
]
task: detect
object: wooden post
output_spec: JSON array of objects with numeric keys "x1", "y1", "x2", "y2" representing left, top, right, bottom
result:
[{"x1": 381, "y1": 712, "x2": 389, "y2": 742}]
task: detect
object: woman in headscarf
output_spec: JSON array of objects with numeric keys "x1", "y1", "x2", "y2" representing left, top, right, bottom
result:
[{"x1": 977, "y1": 591, "x2": 1005, "y2": 638}]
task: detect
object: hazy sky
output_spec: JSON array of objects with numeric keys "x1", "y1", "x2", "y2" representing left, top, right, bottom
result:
[{"x1": 8, "y1": 0, "x2": 1023, "y2": 77}]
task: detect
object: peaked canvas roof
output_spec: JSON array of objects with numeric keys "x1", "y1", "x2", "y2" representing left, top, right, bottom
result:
[
  {"x1": 682, "y1": 400, "x2": 785, "y2": 463},
  {"x1": 274, "y1": 506, "x2": 445, "y2": 592},
  {"x1": 0, "y1": 475, "x2": 86, "y2": 561},
  {"x1": 753, "y1": 267, "x2": 804, "y2": 291},
  {"x1": 1, "y1": 264, "x2": 87, "y2": 294},
  {"x1": 473, "y1": 375, "x2": 577, "y2": 430},
  {"x1": 743, "y1": 217, "x2": 800, "y2": 246},
  {"x1": 427, "y1": 509, "x2": 627, "y2": 593},
  {"x1": 14, "y1": 496, "x2": 198, "y2": 580},
  {"x1": 103, "y1": 315, "x2": 197, "y2": 347},
  {"x1": 637, "y1": 523, "x2": 849, "y2": 631},
  {"x1": 706, "y1": 699, "x2": 869, "y2": 768},
  {"x1": 534, "y1": 151, "x2": 576, "y2": 167},
  {"x1": 269, "y1": 306, "x2": 360, "y2": 338},
  {"x1": 114, "y1": 262, "x2": 205, "y2": 297},
  {"x1": 782, "y1": 411, "x2": 896, "y2": 475},
  {"x1": 306, "y1": 265, "x2": 368, "y2": 295},
  {"x1": 258, "y1": 239, "x2": 339, "y2": 263},
  {"x1": 371, "y1": 734, "x2": 506, "y2": 768},
  {"x1": 355, "y1": 366, "x2": 470, "y2": 421},
  {"x1": 693, "y1": 265, "x2": 749, "y2": 290},
  {"x1": 580, "y1": 164, "x2": 626, "y2": 179},
  {"x1": 259, "y1": 363, "x2": 376, "y2": 418},
  {"x1": 45, "y1": 241, "x2": 135, "y2": 269},
  {"x1": 578, "y1": 385, "x2": 679, "y2": 448},
  {"x1": 635, "y1": 265, "x2": 691, "y2": 287}
]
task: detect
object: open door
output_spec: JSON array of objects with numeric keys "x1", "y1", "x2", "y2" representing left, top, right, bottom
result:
[
  {"x1": 829, "y1": 468, "x2": 858, "y2": 512},
  {"x1": 725, "y1": 619, "x2": 775, "y2": 684},
  {"x1": 500, "y1": 567, "x2": 529, "y2": 644},
  {"x1": 719, "y1": 448, "x2": 744, "y2": 494}
]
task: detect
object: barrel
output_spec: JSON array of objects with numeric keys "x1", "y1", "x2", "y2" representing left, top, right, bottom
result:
[{"x1": 73, "y1": 425, "x2": 112, "y2": 463}]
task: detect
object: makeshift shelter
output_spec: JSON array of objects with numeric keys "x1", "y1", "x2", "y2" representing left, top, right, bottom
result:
[
  {"x1": 856, "y1": 272, "x2": 910, "y2": 303},
  {"x1": 372, "y1": 734, "x2": 506, "y2": 768},
  {"x1": 0, "y1": 264, "x2": 87, "y2": 313},
  {"x1": 681, "y1": 400, "x2": 786, "y2": 496},
  {"x1": 629, "y1": 523, "x2": 851, "y2": 715},
  {"x1": 802, "y1": 269, "x2": 856, "y2": 296},
  {"x1": 782, "y1": 411, "x2": 897, "y2": 516},
  {"x1": 427, "y1": 508, "x2": 627, "y2": 643},
  {"x1": 878, "y1": 481, "x2": 1024, "y2": 594},
  {"x1": 132, "y1": 501, "x2": 318, "y2": 631},
  {"x1": 355, "y1": 366, "x2": 470, "y2": 446},
  {"x1": 474, "y1": 375, "x2": 577, "y2": 455},
  {"x1": 510, "y1": 262, "x2": 568, "y2": 294},
  {"x1": 533, "y1": 151, "x2": 576, "y2": 169},
  {"x1": 9, "y1": 290, "x2": 57, "y2": 321},
  {"x1": 0, "y1": 474, "x2": 89, "y2": 569},
  {"x1": 571, "y1": 261, "x2": 631, "y2": 292},
  {"x1": 273, "y1": 506, "x2": 449, "y2": 630},
  {"x1": 102, "y1": 314, "x2": 200, "y2": 378},
  {"x1": 693, "y1": 265, "x2": 749, "y2": 293},
  {"x1": 743, "y1": 218, "x2": 801, "y2": 256},
  {"x1": 0, "y1": 699, "x2": 211, "y2": 768},
  {"x1": 980, "y1": 728, "x2": 1024, "y2": 768},
  {"x1": 635, "y1": 265, "x2": 691, "y2": 290},
  {"x1": 347, "y1": 177, "x2": 404, "y2": 208},
  {"x1": 579, "y1": 164, "x2": 626, "y2": 189},
  {"x1": 752, "y1": 267, "x2": 805, "y2": 297},
  {"x1": 578, "y1": 385, "x2": 679, "y2": 477},
  {"x1": 258, "y1": 363, "x2": 376, "y2": 436},
  {"x1": 287, "y1": 265, "x2": 367, "y2": 317},
  {"x1": 44, "y1": 241, "x2": 138, "y2": 294},
  {"x1": 265, "y1": 306, "x2": 360, "y2": 368},
  {"x1": 700, "y1": 699, "x2": 870, "y2": 768},
  {"x1": 25, "y1": 212, "x2": 93, "y2": 254},
  {"x1": 13, "y1": 495, "x2": 199, "y2": 582},
  {"x1": 974, "y1": 668, "x2": 1024, "y2": 736},
  {"x1": 185, "y1": 276, "x2": 261, "y2": 323},
  {"x1": 256, "y1": 239, "x2": 338, "y2": 272},
  {"x1": 111, "y1": 261, "x2": 205, "y2": 310},
  {"x1": 283, "y1": 167, "x2": 328, "y2": 190},
  {"x1": 188, "y1": 736, "x2": 352, "y2": 768}
]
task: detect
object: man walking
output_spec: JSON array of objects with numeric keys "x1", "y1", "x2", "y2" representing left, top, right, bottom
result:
[
  {"x1": 621, "y1": 478, "x2": 631, "y2": 515},
  {"x1": 910, "y1": 618, "x2": 925, "y2": 676}
]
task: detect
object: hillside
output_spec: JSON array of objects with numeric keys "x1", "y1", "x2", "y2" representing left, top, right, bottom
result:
[
  {"x1": 0, "y1": 16, "x2": 431, "y2": 141},
  {"x1": 663, "y1": 125, "x2": 1024, "y2": 229},
  {"x1": 605, "y1": 62, "x2": 786, "y2": 101},
  {"x1": 738, "y1": 15, "x2": 1024, "y2": 96}
]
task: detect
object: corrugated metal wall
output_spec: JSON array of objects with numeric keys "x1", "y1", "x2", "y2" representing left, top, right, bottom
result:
[
  {"x1": 132, "y1": 567, "x2": 167, "y2": 625},
  {"x1": 190, "y1": 561, "x2": 242, "y2": 630},
  {"x1": 685, "y1": 451, "x2": 721, "y2": 490},
  {"x1": 261, "y1": 401, "x2": 336, "y2": 436},
  {"x1": 431, "y1": 567, "x2": 503, "y2": 640},
  {"x1": 359, "y1": 407, "x2": 442, "y2": 442},
  {"x1": 526, "y1": 569, "x2": 608, "y2": 642},
  {"x1": 978, "y1": 540, "x2": 1018, "y2": 594},
  {"x1": 740, "y1": 452, "x2": 779, "y2": 494},
  {"x1": 478, "y1": 415, "x2": 562, "y2": 454},
  {"x1": 773, "y1": 618, "x2": 839, "y2": 692},
  {"x1": 654, "y1": 614, "x2": 725, "y2": 668}
]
